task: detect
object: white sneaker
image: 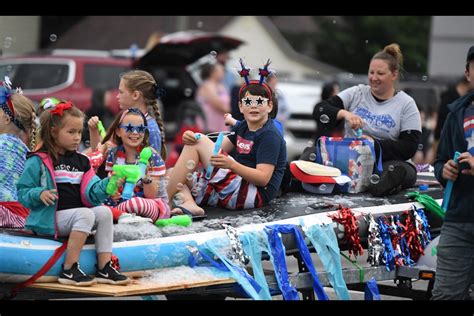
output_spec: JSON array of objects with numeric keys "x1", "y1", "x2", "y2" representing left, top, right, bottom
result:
[{"x1": 118, "y1": 213, "x2": 153, "y2": 225}]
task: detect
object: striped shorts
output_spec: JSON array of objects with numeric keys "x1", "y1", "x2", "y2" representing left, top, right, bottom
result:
[{"x1": 192, "y1": 165, "x2": 264, "y2": 210}]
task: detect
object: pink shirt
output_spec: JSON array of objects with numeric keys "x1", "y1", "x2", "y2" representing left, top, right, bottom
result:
[{"x1": 196, "y1": 83, "x2": 230, "y2": 133}]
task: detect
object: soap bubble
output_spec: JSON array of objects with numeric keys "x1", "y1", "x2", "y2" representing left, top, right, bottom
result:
[
  {"x1": 184, "y1": 88, "x2": 193, "y2": 97},
  {"x1": 319, "y1": 114, "x2": 330, "y2": 124},
  {"x1": 370, "y1": 174, "x2": 380, "y2": 184},
  {"x1": 185, "y1": 160, "x2": 196, "y2": 170}
]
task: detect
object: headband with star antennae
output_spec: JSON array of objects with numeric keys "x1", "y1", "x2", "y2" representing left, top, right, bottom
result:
[
  {"x1": 0, "y1": 76, "x2": 25, "y2": 131},
  {"x1": 238, "y1": 58, "x2": 251, "y2": 85},
  {"x1": 237, "y1": 58, "x2": 273, "y2": 100},
  {"x1": 258, "y1": 59, "x2": 271, "y2": 85}
]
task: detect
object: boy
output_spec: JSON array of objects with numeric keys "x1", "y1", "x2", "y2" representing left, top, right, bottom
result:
[
  {"x1": 431, "y1": 45, "x2": 474, "y2": 300},
  {"x1": 166, "y1": 80, "x2": 287, "y2": 215}
]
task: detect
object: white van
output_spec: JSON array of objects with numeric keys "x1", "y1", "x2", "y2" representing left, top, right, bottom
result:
[{"x1": 277, "y1": 81, "x2": 323, "y2": 161}]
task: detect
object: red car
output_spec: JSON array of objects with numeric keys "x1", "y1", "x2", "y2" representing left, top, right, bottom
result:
[{"x1": 0, "y1": 50, "x2": 133, "y2": 115}]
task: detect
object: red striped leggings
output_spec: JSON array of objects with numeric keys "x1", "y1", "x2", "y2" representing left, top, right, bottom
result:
[{"x1": 115, "y1": 197, "x2": 170, "y2": 222}]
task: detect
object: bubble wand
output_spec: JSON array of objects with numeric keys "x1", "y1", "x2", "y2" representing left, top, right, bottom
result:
[
  {"x1": 441, "y1": 151, "x2": 461, "y2": 212},
  {"x1": 206, "y1": 132, "x2": 225, "y2": 179}
]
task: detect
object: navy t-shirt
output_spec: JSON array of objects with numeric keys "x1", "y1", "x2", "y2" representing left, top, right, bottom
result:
[{"x1": 227, "y1": 119, "x2": 287, "y2": 203}]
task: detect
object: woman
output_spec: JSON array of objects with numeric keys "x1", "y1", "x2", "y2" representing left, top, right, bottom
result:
[
  {"x1": 313, "y1": 43, "x2": 422, "y2": 197},
  {"x1": 195, "y1": 62, "x2": 231, "y2": 133}
]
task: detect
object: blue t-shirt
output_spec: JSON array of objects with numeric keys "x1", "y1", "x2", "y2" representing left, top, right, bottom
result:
[
  {"x1": 146, "y1": 114, "x2": 162, "y2": 154},
  {"x1": 227, "y1": 119, "x2": 287, "y2": 203}
]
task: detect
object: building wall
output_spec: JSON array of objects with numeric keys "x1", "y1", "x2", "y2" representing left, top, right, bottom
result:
[
  {"x1": 428, "y1": 16, "x2": 474, "y2": 78},
  {"x1": 0, "y1": 16, "x2": 40, "y2": 56},
  {"x1": 220, "y1": 16, "x2": 317, "y2": 81}
]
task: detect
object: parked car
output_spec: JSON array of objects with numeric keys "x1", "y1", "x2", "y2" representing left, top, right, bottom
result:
[
  {"x1": 0, "y1": 50, "x2": 133, "y2": 115},
  {"x1": 136, "y1": 30, "x2": 244, "y2": 140},
  {"x1": 277, "y1": 81, "x2": 323, "y2": 161}
]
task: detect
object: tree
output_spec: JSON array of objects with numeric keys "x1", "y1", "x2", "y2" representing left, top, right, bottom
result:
[{"x1": 312, "y1": 16, "x2": 431, "y2": 76}]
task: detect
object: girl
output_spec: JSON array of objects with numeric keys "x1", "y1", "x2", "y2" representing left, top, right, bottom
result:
[
  {"x1": 103, "y1": 108, "x2": 170, "y2": 223},
  {"x1": 167, "y1": 80, "x2": 287, "y2": 216},
  {"x1": 16, "y1": 101, "x2": 130, "y2": 286},
  {"x1": 88, "y1": 70, "x2": 167, "y2": 162},
  {"x1": 0, "y1": 84, "x2": 37, "y2": 228}
]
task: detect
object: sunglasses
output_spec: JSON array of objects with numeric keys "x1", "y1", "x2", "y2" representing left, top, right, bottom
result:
[
  {"x1": 119, "y1": 123, "x2": 147, "y2": 134},
  {"x1": 241, "y1": 96, "x2": 269, "y2": 107}
]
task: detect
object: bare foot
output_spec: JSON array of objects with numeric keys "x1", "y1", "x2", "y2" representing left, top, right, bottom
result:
[{"x1": 171, "y1": 200, "x2": 205, "y2": 217}]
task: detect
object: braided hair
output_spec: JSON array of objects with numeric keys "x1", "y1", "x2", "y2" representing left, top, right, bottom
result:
[{"x1": 120, "y1": 70, "x2": 167, "y2": 160}]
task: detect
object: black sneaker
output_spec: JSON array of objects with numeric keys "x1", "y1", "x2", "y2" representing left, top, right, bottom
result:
[
  {"x1": 58, "y1": 262, "x2": 97, "y2": 286},
  {"x1": 95, "y1": 260, "x2": 131, "y2": 285},
  {"x1": 368, "y1": 165, "x2": 407, "y2": 197}
]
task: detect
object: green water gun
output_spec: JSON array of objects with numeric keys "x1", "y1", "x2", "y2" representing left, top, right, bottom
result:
[
  {"x1": 138, "y1": 147, "x2": 153, "y2": 176},
  {"x1": 97, "y1": 120, "x2": 107, "y2": 139},
  {"x1": 106, "y1": 165, "x2": 141, "y2": 200},
  {"x1": 155, "y1": 215, "x2": 192, "y2": 227}
]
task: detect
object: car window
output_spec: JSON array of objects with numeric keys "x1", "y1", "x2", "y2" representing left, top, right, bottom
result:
[
  {"x1": 84, "y1": 64, "x2": 129, "y2": 91},
  {"x1": 0, "y1": 63, "x2": 69, "y2": 89}
]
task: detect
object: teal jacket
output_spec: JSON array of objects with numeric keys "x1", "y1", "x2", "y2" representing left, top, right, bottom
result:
[{"x1": 16, "y1": 152, "x2": 109, "y2": 237}]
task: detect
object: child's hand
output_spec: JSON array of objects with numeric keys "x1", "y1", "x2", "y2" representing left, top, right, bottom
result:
[
  {"x1": 210, "y1": 153, "x2": 234, "y2": 170},
  {"x1": 40, "y1": 189, "x2": 57, "y2": 206},
  {"x1": 183, "y1": 130, "x2": 198, "y2": 145},
  {"x1": 88, "y1": 116, "x2": 100, "y2": 130},
  {"x1": 97, "y1": 141, "x2": 114, "y2": 156},
  {"x1": 224, "y1": 113, "x2": 236, "y2": 126},
  {"x1": 458, "y1": 152, "x2": 474, "y2": 176},
  {"x1": 442, "y1": 159, "x2": 459, "y2": 181}
]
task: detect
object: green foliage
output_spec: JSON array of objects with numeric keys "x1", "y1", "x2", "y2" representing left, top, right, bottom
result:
[{"x1": 311, "y1": 16, "x2": 431, "y2": 75}]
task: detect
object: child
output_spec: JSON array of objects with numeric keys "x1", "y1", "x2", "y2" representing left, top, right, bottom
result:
[
  {"x1": 88, "y1": 70, "x2": 167, "y2": 162},
  {"x1": 0, "y1": 83, "x2": 37, "y2": 228},
  {"x1": 166, "y1": 77, "x2": 287, "y2": 216},
  {"x1": 103, "y1": 108, "x2": 170, "y2": 223},
  {"x1": 16, "y1": 101, "x2": 130, "y2": 286},
  {"x1": 431, "y1": 45, "x2": 474, "y2": 300}
]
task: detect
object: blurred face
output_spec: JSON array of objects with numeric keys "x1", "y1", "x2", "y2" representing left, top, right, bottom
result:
[
  {"x1": 368, "y1": 59, "x2": 397, "y2": 98},
  {"x1": 53, "y1": 115, "x2": 83, "y2": 154},
  {"x1": 239, "y1": 92, "x2": 273, "y2": 126},
  {"x1": 117, "y1": 79, "x2": 137, "y2": 110},
  {"x1": 212, "y1": 64, "x2": 225, "y2": 82},
  {"x1": 116, "y1": 114, "x2": 147, "y2": 149},
  {"x1": 465, "y1": 61, "x2": 474, "y2": 90}
]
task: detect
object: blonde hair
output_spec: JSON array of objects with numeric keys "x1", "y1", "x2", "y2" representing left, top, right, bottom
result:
[
  {"x1": 10, "y1": 94, "x2": 37, "y2": 151},
  {"x1": 372, "y1": 43, "x2": 404, "y2": 79},
  {"x1": 120, "y1": 70, "x2": 167, "y2": 159},
  {"x1": 39, "y1": 103, "x2": 84, "y2": 162}
]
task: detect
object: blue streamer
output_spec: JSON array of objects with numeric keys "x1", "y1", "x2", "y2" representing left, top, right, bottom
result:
[
  {"x1": 364, "y1": 277, "x2": 381, "y2": 300},
  {"x1": 265, "y1": 224, "x2": 329, "y2": 300},
  {"x1": 301, "y1": 221, "x2": 351, "y2": 300},
  {"x1": 378, "y1": 216, "x2": 395, "y2": 271}
]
